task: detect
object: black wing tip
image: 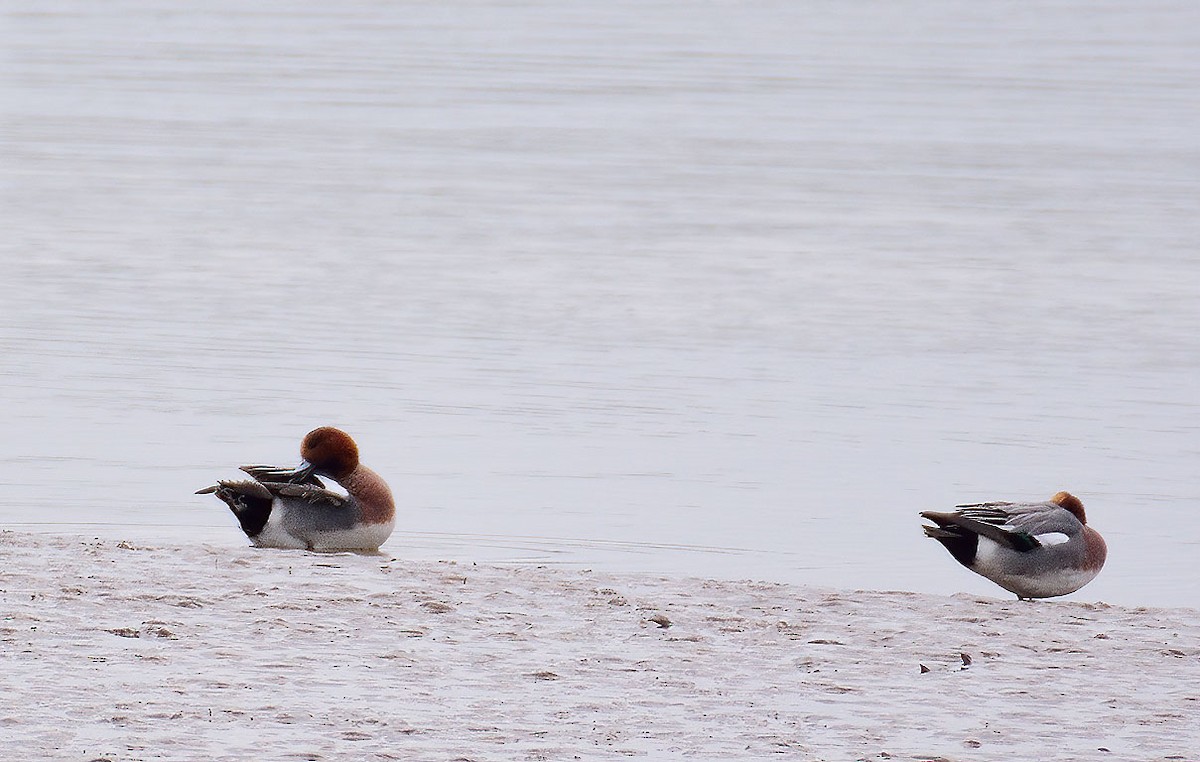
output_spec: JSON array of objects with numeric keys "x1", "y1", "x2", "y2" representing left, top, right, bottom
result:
[
  {"x1": 919, "y1": 510, "x2": 958, "y2": 524},
  {"x1": 922, "y1": 525, "x2": 961, "y2": 539}
]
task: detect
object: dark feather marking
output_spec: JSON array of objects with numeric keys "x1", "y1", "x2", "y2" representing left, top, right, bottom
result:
[
  {"x1": 921, "y1": 523, "x2": 979, "y2": 567},
  {"x1": 921, "y1": 510, "x2": 1042, "y2": 554},
  {"x1": 202, "y1": 481, "x2": 274, "y2": 538}
]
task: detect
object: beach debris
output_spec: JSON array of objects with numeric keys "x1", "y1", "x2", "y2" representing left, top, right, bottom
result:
[
  {"x1": 596, "y1": 588, "x2": 629, "y2": 606},
  {"x1": 106, "y1": 623, "x2": 178, "y2": 639},
  {"x1": 144, "y1": 624, "x2": 178, "y2": 639},
  {"x1": 648, "y1": 614, "x2": 672, "y2": 628},
  {"x1": 107, "y1": 628, "x2": 140, "y2": 639},
  {"x1": 919, "y1": 664, "x2": 931, "y2": 673}
]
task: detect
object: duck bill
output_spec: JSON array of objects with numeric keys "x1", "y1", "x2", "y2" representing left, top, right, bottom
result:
[{"x1": 289, "y1": 460, "x2": 317, "y2": 483}]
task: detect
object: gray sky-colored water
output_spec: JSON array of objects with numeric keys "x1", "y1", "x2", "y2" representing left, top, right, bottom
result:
[{"x1": 3, "y1": 1, "x2": 1198, "y2": 607}]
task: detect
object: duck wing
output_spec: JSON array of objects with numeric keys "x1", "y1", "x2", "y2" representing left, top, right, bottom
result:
[
  {"x1": 922, "y1": 502, "x2": 1042, "y2": 552},
  {"x1": 195, "y1": 479, "x2": 347, "y2": 508},
  {"x1": 239, "y1": 463, "x2": 326, "y2": 488},
  {"x1": 952, "y1": 500, "x2": 1085, "y2": 550},
  {"x1": 963, "y1": 500, "x2": 1085, "y2": 537},
  {"x1": 260, "y1": 481, "x2": 349, "y2": 507}
]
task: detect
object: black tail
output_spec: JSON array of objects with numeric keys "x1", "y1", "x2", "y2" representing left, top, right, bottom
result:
[
  {"x1": 198, "y1": 480, "x2": 273, "y2": 538},
  {"x1": 920, "y1": 514, "x2": 978, "y2": 567}
]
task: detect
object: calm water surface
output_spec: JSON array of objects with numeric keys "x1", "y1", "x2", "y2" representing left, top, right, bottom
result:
[{"x1": 3, "y1": 1, "x2": 1198, "y2": 607}]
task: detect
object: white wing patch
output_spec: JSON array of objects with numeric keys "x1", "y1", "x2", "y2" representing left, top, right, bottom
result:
[{"x1": 1034, "y1": 532, "x2": 1071, "y2": 547}]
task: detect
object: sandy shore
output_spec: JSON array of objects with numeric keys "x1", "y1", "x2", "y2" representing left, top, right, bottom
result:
[{"x1": 1, "y1": 531, "x2": 1196, "y2": 761}]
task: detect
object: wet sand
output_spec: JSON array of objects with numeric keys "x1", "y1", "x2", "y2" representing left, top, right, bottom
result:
[{"x1": 2, "y1": 530, "x2": 1196, "y2": 760}]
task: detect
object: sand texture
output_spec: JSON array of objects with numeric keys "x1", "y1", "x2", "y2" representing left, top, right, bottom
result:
[{"x1": 1, "y1": 531, "x2": 1196, "y2": 761}]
